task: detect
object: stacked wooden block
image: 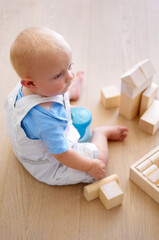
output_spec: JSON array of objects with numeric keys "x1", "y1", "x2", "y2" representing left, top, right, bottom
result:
[
  {"x1": 130, "y1": 146, "x2": 159, "y2": 203},
  {"x1": 84, "y1": 174, "x2": 124, "y2": 210},
  {"x1": 119, "y1": 59, "x2": 159, "y2": 134},
  {"x1": 100, "y1": 59, "x2": 159, "y2": 135}
]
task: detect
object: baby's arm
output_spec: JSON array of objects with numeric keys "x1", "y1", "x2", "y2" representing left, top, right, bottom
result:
[{"x1": 52, "y1": 148, "x2": 106, "y2": 180}]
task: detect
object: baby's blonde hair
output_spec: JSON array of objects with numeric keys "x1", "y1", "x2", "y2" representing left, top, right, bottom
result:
[{"x1": 10, "y1": 27, "x2": 70, "y2": 79}]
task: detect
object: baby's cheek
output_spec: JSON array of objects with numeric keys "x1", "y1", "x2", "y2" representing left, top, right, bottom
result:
[{"x1": 57, "y1": 82, "x2": 65, "y2": 91}]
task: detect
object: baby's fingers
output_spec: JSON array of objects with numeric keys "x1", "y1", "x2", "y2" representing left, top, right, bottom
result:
[{"x1": 120, "y1": 131, "x2": 129, "y2": 141}]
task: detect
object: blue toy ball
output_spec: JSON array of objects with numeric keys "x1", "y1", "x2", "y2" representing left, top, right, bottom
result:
[{"x1": 71, "y1": 107, "x2": 92, "y2": 142}]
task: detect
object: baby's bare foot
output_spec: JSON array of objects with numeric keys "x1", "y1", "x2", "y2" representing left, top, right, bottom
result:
[
  {"x1": 93, "y1": 126, "x2": 129, "y2": 141},
  {"x1": 69, "y1": 71, "x2": 84, "y2": 101},
  {"x1": 106, "y1": 126, "x2": 129, "y2": 141}
]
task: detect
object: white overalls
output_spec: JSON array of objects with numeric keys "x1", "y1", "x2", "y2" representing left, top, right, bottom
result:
[{"x1": 4, "y1": 83, "x2": 98, "y2": 185}]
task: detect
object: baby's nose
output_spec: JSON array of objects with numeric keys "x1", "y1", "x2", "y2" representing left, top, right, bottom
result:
[{"x1": 66, "y1": 70, "x2": 74, "y2": 82}]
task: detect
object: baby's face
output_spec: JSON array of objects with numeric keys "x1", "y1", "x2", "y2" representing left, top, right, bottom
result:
[{"x1": 32, "y1": 46, "x2": 74, "y2": 97}]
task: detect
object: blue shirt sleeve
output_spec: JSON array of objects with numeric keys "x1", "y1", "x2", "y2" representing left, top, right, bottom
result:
[{"x1": 21, "y1": 102, "x2": 69, "y2": 154}]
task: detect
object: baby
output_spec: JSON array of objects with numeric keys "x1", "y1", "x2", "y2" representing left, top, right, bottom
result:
[{"x1": 5, "y1": 27, "x2": 129, "y2": 185}]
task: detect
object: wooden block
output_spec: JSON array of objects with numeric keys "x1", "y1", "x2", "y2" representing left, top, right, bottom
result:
[
  {"x1": 120, "y1": 64, "x2": 147, "y2": 88},
  {"x1": 142, "y1": 164, "x2": 158, "y2": 177},
  {"x1": 136, "y1": 159, "x2": 152, "y2": 172},
  {"x1": 121, "y1": 77, "x2": 152, "y2": 98},
  {"x1": 139, "y1": 82, "x2": 158, "y2": 116},
  {"x1": 139, "y1": 100, "x2": 159, "y2": 135},
  {"x1": 148, "y1": 169, "x2": 159, "y2": 184},
  {"x1": 138, "y1": 59, "x2": 155, "y2": 79},
  {"x1": 84, "y1": 174, "x2": 119, "y2": 201},
  {"x1": 100, "y1": 86, "x2": 120, "y2": 109},
  {"x1": 149, "y1": 151, "x2": 159, "y2": 166},
  {"x1": 119, "y1": 92, "x2": 141, "y2": 120},
  {"x1": 99, "y1": 181, "x2": 124, "y2": 210},
  {"x1": 130, "y1": 145, "x2": 159, "y2": 204}
]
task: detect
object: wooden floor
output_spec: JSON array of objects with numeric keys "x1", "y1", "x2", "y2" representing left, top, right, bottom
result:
[{"x1": 0, "y1": 0, "x2": 159, "y2": 239}]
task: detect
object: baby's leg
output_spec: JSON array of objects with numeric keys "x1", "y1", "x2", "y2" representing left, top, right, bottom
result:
[
  {"x1": 69, "y1": 71, "x2": 84, "y2": 101},
  {"x1": 91, "y1": 126, "x2": 129, "y2": 165}
]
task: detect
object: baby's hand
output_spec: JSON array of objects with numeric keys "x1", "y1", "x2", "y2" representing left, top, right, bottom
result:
[{"x1": 87, "y1": 159, "x2": 106, "y2": 180}]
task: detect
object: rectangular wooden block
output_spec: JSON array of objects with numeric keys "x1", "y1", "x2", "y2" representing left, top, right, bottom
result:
[
  {"x1": 139, "y1": 100, "x2": 159, "y2": 135},
  {"x1": 119, "y1": 92, "x2": 141, "y2": 120},
  {"x1": 138, "y1": 59, "x2": 155, "y2": 79},
  {"x1": 100, "y1": 86, "x2": 120, "y2": 109},
  {"x1": 149, "y1": 151, "x2": 159, "y2": 166},
  {"x1": 142, "y1": 164, "x2": 158, "y2": 177},
  {"x1": 139, "y1": 82, "x2": 158, "y2": 116},
  {"x1": 84, "y1": 174, "x2": 119, "y2": 201},
  {"x1": 136, "y1": 159, "x2": 152, "y2": 172},
  {"x1": 121, "y1": 77, "x2": 152, "y2": 98},
  {"x1": 130, "y1": 145, "x2": 159, "y2": 204},
  {"x1": 99, "y1": 181, "x2": 124, "y2": 209},
  {"x1": 120, "y1": 64, "x2": 147, "y2": 88},
  {"x1": 148, "y1": 169, "x2": 159, "y2": 184}
]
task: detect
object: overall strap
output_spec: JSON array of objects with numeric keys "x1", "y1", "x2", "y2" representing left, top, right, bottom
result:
[
  {"x1": 15, "y1": 94, "x2": 64, "y2": 121},
  {"x1": 11, "y1": 83, "x2": 65, "y2": 122}
]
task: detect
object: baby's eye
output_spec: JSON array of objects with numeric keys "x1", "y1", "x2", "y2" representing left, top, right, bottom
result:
[
  {"x1": 55, "y1": 73, "x2": 62, "y2": 79},
  {"x1": 68, "y1": 63, "x2": 73, "y2": 69}
]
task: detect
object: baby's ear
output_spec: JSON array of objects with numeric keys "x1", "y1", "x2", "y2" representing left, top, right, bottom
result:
[{"x1": 21, "y1": 78, "x2": 35, "y2": 88}]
